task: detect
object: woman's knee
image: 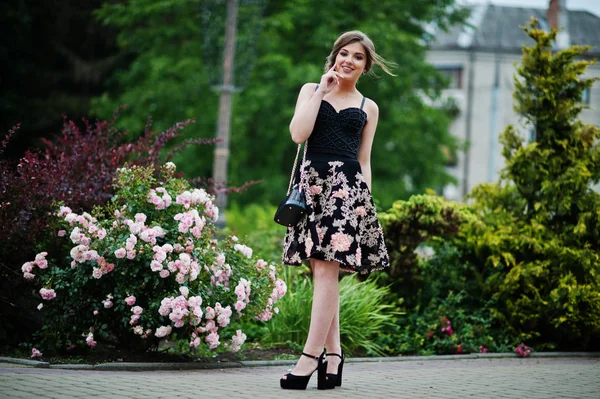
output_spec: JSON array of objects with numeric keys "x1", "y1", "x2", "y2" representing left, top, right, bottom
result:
[{"x1": 311, "y1": 259, "x2": 340, "y2": 280}]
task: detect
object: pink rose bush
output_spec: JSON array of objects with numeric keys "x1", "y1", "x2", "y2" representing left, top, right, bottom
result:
[{"x1": 22, "y1": 164, "x2": 285, "y2": 354}]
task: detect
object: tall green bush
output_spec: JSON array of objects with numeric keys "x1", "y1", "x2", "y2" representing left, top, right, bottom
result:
[{"x1": 456, "y1": 19, "x2": 600, "y2": 349}]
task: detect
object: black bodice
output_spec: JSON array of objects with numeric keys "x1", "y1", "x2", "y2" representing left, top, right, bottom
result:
[{"x1": 306, "y1": 100, "x2": 367, "y2": 159}]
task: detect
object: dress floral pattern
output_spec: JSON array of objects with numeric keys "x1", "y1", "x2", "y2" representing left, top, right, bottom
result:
[{"x1": 282, "y1": 157, "x2": 389, "y2": 274}]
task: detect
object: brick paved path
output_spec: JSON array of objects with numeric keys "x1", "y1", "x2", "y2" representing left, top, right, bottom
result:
[{"x1": 1, "y1": 358, "x2": 599, "y2": 398}]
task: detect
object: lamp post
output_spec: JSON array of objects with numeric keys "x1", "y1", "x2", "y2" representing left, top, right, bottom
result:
[{"x1": 202, "y1": 0, "x2": 266, "y2": 227}]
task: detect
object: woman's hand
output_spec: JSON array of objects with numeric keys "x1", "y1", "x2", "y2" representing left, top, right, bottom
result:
[{"x1": 318, "y1": 65, "x2": 343, "y2": 94}]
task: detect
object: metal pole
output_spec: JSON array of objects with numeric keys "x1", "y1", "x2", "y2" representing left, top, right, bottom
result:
[
  {"x1": 213, "y1": 0, "x2": 238, "y2": 227},
  {"x1": 488, "y1": 51, "x2": 501, "y2": 182},
  {"x1": 462, "y1": 50, "x2": 475, "y2": 198}
]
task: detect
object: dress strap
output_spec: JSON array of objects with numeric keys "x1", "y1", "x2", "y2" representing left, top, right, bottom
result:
[{"x1": 360, "y1": 96, "x2": 366, "y2": 110}]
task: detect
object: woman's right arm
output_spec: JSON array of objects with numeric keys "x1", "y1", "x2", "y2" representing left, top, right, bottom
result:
[
  {"x1": 289, "y1": 66, "x2": 341, "y2": 143},
  {"x1": 289, "y1": 83, "x2": 325, "y2": 144}
]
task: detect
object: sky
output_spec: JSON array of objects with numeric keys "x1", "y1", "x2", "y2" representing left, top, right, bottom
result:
[{"x1": 458, "y1": 0, "x2": 600, "y2": 17}]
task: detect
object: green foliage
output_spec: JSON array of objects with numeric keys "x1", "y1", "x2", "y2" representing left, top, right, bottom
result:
[
  {"x1": 373, "y1": 242, "x2": 511, "y2": 355},
  {"x1": 250, "y1": 266, "x2": 400, "y2": 356},
  {"x1": 389, "y1": 291, "x2": 512, "y2": 356},
  {"x1": 378, "y1": 194, "x2": 475, "y2": 306},
  {"x1": 224, "y1": 203, "x2": 285, "y2": 263},
  {"x1": 91, "y1": 0, "x2": 469, "y2": 207},
  {"x1": 453, "y1": 20, "x2": 600, "y2": 349}
]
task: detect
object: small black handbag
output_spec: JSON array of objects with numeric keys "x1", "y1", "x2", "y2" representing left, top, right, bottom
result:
[{"x1": 274, "y1": 143, "x2": 308, "y2": 227}]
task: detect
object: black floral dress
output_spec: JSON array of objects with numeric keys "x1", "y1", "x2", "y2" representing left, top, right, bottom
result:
[{"x1": 282, "y1": 90, "x2": 390, "y2": 274}]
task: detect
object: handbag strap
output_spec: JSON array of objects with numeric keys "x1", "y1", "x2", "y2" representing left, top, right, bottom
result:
[
  {"x1": 286, "y1": 83, "x2": 319, "y2": 195},
  {"x1": 286, "y1": 142, "x2": 308, "y2": 195}
]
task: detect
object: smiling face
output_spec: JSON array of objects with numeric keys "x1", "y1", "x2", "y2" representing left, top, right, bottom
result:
[{"x1": 333, "y1": 41, "x2": 367, "y2": 79}]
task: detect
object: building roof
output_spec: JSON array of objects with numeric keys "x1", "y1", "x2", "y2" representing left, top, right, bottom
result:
[{"x1": 431, "y1": 4, "x2": 600, "y2": 55}]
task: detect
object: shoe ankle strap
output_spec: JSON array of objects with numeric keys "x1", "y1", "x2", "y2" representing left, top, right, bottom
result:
[
  {"x1": 326, "y1": 352, "x2": 343, "y2": 358},
  {"x1": 301, "y1": 351, "x2": 322, "y2": 361}
]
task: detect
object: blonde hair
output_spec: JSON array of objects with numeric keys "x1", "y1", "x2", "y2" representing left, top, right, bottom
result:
[{"x1": 324, "y1": 30, "x2": 396, "y2": 76}]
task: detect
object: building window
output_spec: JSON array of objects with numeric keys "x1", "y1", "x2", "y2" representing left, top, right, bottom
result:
[
  {"x1": 528, "y1": 126, "x2": 536, "y2": 143},
  {"x1": 435, "y1": 66, "x2": 463, "y2": 89},
  {"x1": 582, "y1": 87, "x2": 591, "y2": 105}
]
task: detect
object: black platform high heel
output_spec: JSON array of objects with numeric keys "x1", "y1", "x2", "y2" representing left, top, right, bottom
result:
[
  {"x1": 326, "y1": 351, "x2": 345, "y2": 387},
  {"x1": 280, "y1": 350, "x2": 328, "y2": 390}
]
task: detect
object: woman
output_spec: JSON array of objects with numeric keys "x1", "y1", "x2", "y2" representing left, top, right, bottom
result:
[{"x1": 280, "y1": 31, "x2": 393, "y2": 390}]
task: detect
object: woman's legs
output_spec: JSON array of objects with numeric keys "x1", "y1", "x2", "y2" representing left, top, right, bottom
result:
[
  {"x1": 324, "y1": 296, "x2": 342, "y2": 374},
  {"x1": 282, "y1": 258, "x2": 340, "y2": 378}
]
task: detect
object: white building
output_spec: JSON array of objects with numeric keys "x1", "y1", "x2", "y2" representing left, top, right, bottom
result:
[{"x1": 428, "y1": 0, "x2": 600, "y2": 200}]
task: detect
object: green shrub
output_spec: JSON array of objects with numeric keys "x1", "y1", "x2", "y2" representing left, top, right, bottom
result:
[
  {"x1": 453, "y1": 21, "x2": 600, "y2": 350},
  {"x1": 378, "y1": 193, "x2": 475, "y2": 307},
  {"x1": 373, "y1": 243, "x2": 511, "y2": 355},
  {"x1": 389, "y1": 291, "x2": 512, "y2": 356},
  {"x1": 377, "y1": 20, "x2": 600, "y2": 353}
]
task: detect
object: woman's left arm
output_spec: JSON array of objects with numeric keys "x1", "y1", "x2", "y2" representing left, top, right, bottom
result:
[{"x1": 357, "y1": 99, "x2": 379, "y2": 191}]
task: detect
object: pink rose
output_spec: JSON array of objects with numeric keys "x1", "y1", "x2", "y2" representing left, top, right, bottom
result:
[
  {"x1": 205, "y1": 331, "x2": 220, "y2": 349},
  {"x1": 150, "y1": 260, "x2": 163, "y2": 272},
  {"x1": 31, "y1": 348, "x2": 42, "y2": 358},
  {"x1": 155, "y1": 325, "x2": 172, "y2": 338},
  {"x1": 114, "y1": 248, "x2": 126, "y2": 259},
  {"x1": 256, "y1": 259, "x2": 267, "y2": 271},
  {"x1": 131, "y1": 306, "x2": 143, "y2": 315},
  {"x1": 179, "y1": 286, "x2": 189, "y2": 298},
  {"x1": 159, "y1": 270, "x2": 170, "y2": 278},
  {"x1": 21, "y1": 262, "x2": 33, "y2": 273},
  {"x1": 234, "y1": 300, "x2": 246, "y2": 312},
  {"x1": 58, "y1": 230, "x2": 66, "y2": 237},
  {"x1": 92, "y1": 268, "x2": 102, "y2": 279},
  {"x1": 24, "y1": 272, "x2": 35, "y2": 280},
  {"x1": 125, "y1": 296, "x2": 136, "y2": 306},
  {"x1": 58, "y1": 206, "x2": 72, "y2": 217},
  {"x1": 86, "y1": 333, "x2": 97, "y2": 347},
  {"x1": 39, "y1": 288, "x2": 56, "y2": 300}
]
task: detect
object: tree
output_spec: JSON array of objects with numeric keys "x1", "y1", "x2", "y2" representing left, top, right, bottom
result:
[
  {"x1": 92, "y1": 0, "x2": 469, "y2": 208},
  {"x1": 457, "y1": 19, "x2": 600, "y2": 349},
  {"x1": 0, "y1": 0, "x2": 123, "y2": 157}
]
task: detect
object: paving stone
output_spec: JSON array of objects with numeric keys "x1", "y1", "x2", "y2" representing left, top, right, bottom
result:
[{"x1": 0, "y1": 358, "x2": 599, "y2": 398}]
